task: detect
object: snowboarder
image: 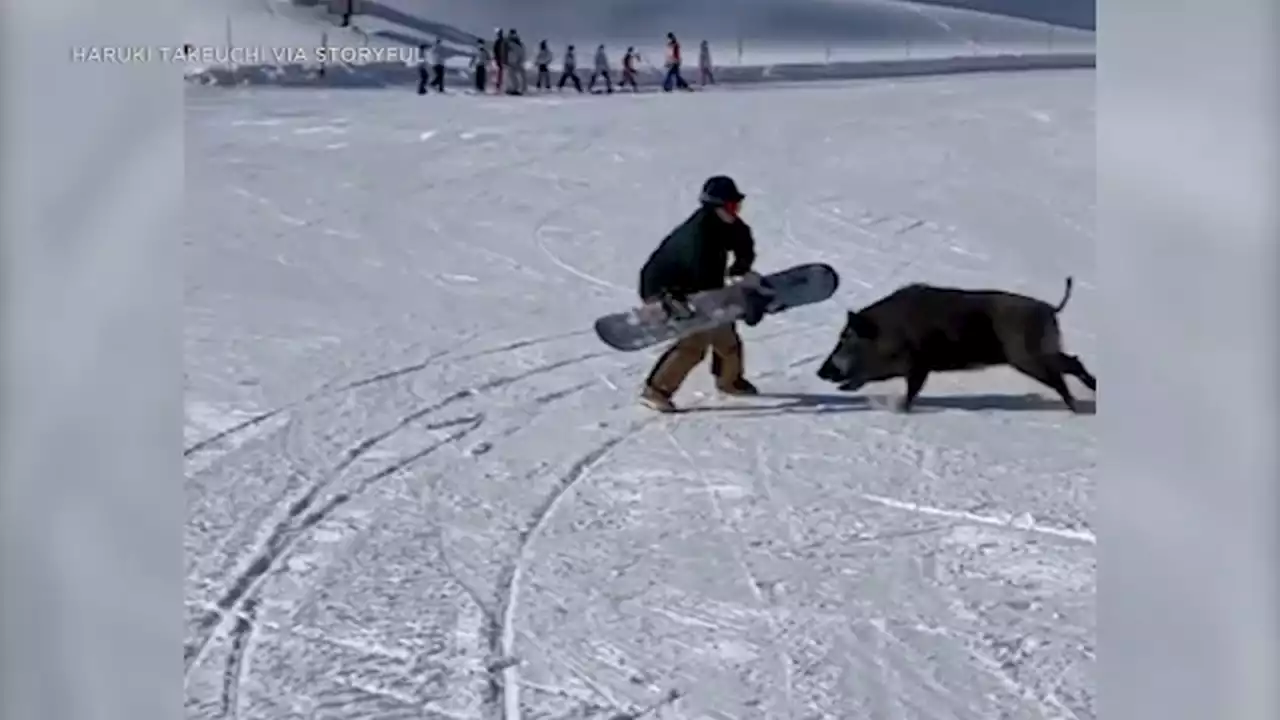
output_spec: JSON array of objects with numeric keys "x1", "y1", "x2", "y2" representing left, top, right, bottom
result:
[
  {"x1": 534, "y1": 40, "x2": 553, "y2": 90},
  {"x1": 471, "y1": 39, "x2": 490, "y2": 92},
  {"x1": 492, "y1": 28, "x2": 506, "y2": 93},
  {"x1": 698, "y1": 40, "x2": 715, "y2": 86},
  {"x1": 636, "y1": 175, "x2": 765, "y2": 412},
  {"x1": 558, "y1": 44, "x2": 583, "y2": 92},
  {"x1": 504, "y1": 29, "x2": 526, "y2": 95},
  {"x1": 662, "y1": 32, "x2": 691, "y2": 92},
  {"x1": 428, "y1": 39, "x2": 446, "y2": 92},
  {"x1": 589, "y1": 44, "x2": 613, "y2": 93},
  {"x1": 620, "y1": 46, "x2": 640, "y2": 91}
]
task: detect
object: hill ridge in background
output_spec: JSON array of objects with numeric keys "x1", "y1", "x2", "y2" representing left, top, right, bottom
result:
[{"x1": 908, "y1": 0, "x2": 1094, "y2": 30}]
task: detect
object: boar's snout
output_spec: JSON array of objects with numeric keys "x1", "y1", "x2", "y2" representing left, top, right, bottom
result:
[
  {"x1": 817, "y1": 342, "x2": 857, "y2": 384},
  {"x1": 817, "y1": 357, "x2": 840, "y2": 381}
]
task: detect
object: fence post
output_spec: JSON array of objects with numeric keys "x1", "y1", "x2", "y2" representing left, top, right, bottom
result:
[
  {"x1": 319, "y1": 31, "x2": 327, "y2": 76},
  {"x1": 225, "y1": 14, "x2": 235, "y2": 68},
  {"x1": 824, "y1": 41, "x2": 831, "y2": 63},
  {"x1": 737, "y1": 35, "x2": 744, "y2": 65}
]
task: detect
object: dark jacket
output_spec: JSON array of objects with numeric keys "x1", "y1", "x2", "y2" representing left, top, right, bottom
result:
[{"x1": 639, "y1": 206, "x2": 755, "y2": 300}]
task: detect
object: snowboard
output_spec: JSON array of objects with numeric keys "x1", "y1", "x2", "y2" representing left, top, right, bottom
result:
[{"x1": 593, "y1": 263, "x2": 840, "y2": 352}]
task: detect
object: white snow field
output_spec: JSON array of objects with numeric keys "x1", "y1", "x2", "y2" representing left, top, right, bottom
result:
[{"x1": 185, "y1": 68, "x2": 1096, "y2": 719}]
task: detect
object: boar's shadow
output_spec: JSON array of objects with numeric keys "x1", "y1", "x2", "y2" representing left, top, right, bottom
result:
[{"x1": 743, "y1": 391, "x2": 1095, "y2": 415}]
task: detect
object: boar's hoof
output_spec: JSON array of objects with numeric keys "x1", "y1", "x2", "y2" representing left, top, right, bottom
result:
[{"x1": 837, "y1": 380, "x2": 863, "y2": 392}]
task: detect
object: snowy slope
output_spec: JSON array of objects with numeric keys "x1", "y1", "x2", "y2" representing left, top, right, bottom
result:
[
  {"x1": 377, "y1": 0, "x2": 1094, "y2": 62},
  {"x1": 188, "y1": 0, "x2": 1092, "y2": 77},
  {"x1": 184, "y1": 70, "x2": 1096, "y2": 719}
]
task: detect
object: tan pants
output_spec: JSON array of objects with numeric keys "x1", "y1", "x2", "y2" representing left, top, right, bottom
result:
[{"x1": 645, "y1": 325, "x2": 745, "y2": 397}]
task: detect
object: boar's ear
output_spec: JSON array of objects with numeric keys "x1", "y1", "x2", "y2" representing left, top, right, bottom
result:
[{"x1": 846, "y1": 311, "x2": 878, "y2": 339}]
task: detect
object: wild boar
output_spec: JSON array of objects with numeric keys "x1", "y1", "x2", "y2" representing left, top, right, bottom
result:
[{"x1": 816, "y1": 277, "x2": 1096, "y2": 412}]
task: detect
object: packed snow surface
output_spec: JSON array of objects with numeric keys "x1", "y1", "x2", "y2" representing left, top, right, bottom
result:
[{"x1": 185, "y1": 71, "x2": 1096, "y2": 719}]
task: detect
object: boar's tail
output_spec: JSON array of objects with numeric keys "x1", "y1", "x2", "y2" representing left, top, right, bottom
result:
[{"x1": 1053, "y1": 276, "x2": 1074, "y2": 313}]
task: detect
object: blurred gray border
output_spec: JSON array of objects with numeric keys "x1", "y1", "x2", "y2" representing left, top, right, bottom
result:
[
  {"x1": 5, "y1": 0, "x2": 1278, "y2": 718},
  {"x1": 1102, "y1": 1, "x2": 1278, "y2": 719},
  {"x1": 1, "y1": 2, "x2": 180, "y2": 720}
]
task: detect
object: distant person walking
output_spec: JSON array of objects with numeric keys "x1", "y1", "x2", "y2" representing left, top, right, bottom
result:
[
  {"x1": 504, "y1": 29, "x2": 527, "y2": 95},
  {"x1": 471, "y1": 39, "x2": 490, "y2": 92},
  {"x1": 415, "y1": 43, "x2": 430, "y2": 95},
  {"x1": 698, "y1": 40, "x2": 715, "y2": 86},
  {"x1": 663, "y1": 32, "x2": 691, "y2": 92},
  {"x1": 428, "y1": 38, "x2": 446, "y2": 92},
  {"x1": 534, "y1": 40, "x2": 553, "y2": 90},
  {"x1": 589, "y1": 43, "x2": 613, "y2": 93},
  {"x1": 492, "y1": 28, "x2": 507, "y2": 92},
  {"x1": 621, "y1": 46, "x2": 640, "y2": 91},
  {"x1": 558, "y1": 44, "x2": 583, "y2": 92}
]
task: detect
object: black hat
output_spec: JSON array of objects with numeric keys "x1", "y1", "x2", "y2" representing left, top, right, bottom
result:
[{"x1": 699, "y1": 175, "x2": 745, "y2": 206}]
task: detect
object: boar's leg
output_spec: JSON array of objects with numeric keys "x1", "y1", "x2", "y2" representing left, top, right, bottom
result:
[
  {"x1": 1009, "y1": 356, "x2": 1081, "y2": 412},
  {"x1": 1058, "y1": 353, "x2": 1097, "y2": 391},
  {"x1": 897, "y1": 364, "x2": 931, "y2": 413}
]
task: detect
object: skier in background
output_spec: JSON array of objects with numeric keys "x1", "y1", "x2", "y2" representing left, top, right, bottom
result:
[
  {"x1": 620, "y1": 46, "x2": 640, "y2": 91},
  {"x1": 588, "y1": 43, "x2": 613, "y2": 93},
  {"x1": 534, "y1": 40, "x2": 553, "y2": 90},
  {"x1": 492, "y1": 28, "x2": 506, "y2": 92},
  {"x1": 662, "y1": 32, "x2": 691, "y2": 91},
  {"x1": 698, "y1": 40, "x2": 715, "y2": 86},
  {"x1": 557, "y1": 43, "x2": 583, "y2": 92},
  {"x1": 636, "y1": 175, "x2": 766, "y2": 413},
  {"x1": 504, "y1": 29, "x2": 526, "y2": 95},
  {"x1": 471, "y1": 38, "x2": 490, "y2": 92}
]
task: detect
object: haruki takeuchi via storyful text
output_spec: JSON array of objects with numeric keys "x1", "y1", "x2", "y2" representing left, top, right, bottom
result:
[{"x1": 70, "y1": 45, "x2": 421, "y2": 64}]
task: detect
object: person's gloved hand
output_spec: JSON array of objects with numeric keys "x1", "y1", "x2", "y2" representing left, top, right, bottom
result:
[
  {"x1": 733, "y1": 273, "x2": 773, "y2": 327},
  {"x1": 657, "y1": 290, "x2": 694, "y2": 320},
  {"x1": 730, "y1": 271, "x2": 775, "y2": 296}
]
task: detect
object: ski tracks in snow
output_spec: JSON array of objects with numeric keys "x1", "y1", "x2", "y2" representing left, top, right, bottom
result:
[
  {"x1": 184, "y1": 328, "x2": 635, "y2": 717},
  {"x1": 664, "y1": 428, "x2": 797, "y2": 718},
  {"x1": 488, "y1": 420, "x2": 650, "y2": 720},
  {"x1": 480, "y1": 337, "x2": 843, "y2": 720},
  {"x1": 188, "y1": 315, "x2": 806, "y2": 717}
]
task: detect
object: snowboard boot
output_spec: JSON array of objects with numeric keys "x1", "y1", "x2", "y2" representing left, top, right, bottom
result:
[
  {"x1": 717, "y1": 378, "x2": 759, "y2": 396},
  {"x1": 640, "y1": 385, "x2": 678, "y2": 413}
]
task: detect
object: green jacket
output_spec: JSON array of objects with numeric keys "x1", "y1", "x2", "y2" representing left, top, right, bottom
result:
[{"x1": 638, "y1": 206, "x2": 756, "y2": 300}]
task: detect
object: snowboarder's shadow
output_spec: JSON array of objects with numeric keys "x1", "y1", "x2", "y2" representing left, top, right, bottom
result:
[{"x1": 683, "y1": 391, "x2": 1095, "y2": 415}]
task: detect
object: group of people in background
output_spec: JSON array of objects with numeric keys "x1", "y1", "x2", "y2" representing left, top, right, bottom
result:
[{"x1": 417, "y1": 29, "x2": 715, "y2": 96}]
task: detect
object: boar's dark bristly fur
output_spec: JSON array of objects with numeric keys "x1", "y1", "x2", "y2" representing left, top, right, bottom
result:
[{"x1": 817, "y1": 277, "x2": 1096, "y2": 413}]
